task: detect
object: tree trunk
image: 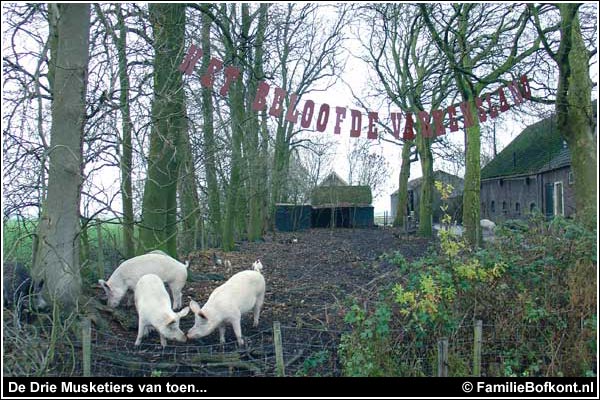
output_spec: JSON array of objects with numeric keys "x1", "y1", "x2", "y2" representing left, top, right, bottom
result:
[
  {"x1": 394, "y1": 141, "x2": 412, "y2": 227},
  {"x1": 116, "y1": 4, "x2": 135, "y2": 259},
  {"x1": 32, "y1": 3, "x2": 90, "y2": 312},
  {"x1": 556, "y1": 4, "x2": 597, "y2": 228},
  {"x1": 244, "y1": 4, "x2": 268, "y2": 242},
  {"x1": 178, "y1": 107, "x2": 202, "y2": 255},
  {"x1": 200, "y1": 12, "x2": 222, "y2": 248},
  {"x1": 462, "y1": 100, "x2": 482, "y2": 247},
  {"x1": 417, "y1": 134, "x2": 434, "y2": 237},
  {"x1": 222, "y1": 5, "x2": 244, "y2": 251},
  {"x1": 139, "y1": 4, "x2": 186, "y2": 257}
]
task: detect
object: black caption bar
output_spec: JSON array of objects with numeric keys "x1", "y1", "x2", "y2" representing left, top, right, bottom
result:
[{"x1": 3, "y1": 377, "x2": 597, "y2": 398}]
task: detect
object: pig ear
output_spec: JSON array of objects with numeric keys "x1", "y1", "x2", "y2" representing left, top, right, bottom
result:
[
  {"x1": 189, "y1": 299, "x2": 201, "y2": 314},
  {"x1": 198, "y1": 311, "x2": 208, "y2": 320},
  {"x1": 98, "y1": 279, "x2": 111, "y2": 294},
  {"x1": 177, "y1": 306, "x2": 190, "y2": 319},
  {"x1": 165, "y1": 317, "x2": 176, "y2": 327}
]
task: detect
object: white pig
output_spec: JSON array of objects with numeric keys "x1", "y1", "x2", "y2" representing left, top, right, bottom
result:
[
  {"x1": 98, "y1": 252, "x2": 188, "y2": 309},
  {"x1": 134, "y1": 274, "x2": 190, "y2": 347},
  {"x1": 187, "y1": 270, "x2": 265, "y2": 346}
]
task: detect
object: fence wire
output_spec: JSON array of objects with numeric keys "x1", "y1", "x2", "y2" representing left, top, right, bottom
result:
[{"x1": 3, "y1": 316, "x2": 594, "y2": 377}]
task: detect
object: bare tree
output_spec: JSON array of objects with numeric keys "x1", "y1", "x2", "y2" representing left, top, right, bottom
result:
[
  {"x1": 346, "y1": 139, "x2": 390, "y2": 200},
  {"x1": 32, "y1": 4, "x2": 90, "y2": 311},
  {"x1": 138, "y1": 4, "x2": 187, "y2": 255},
  {"x1": 419, "y1": 3, "x2": 545, "y2": 246},
  {"x1": 268, "y1": 4, "x2": 348, "y2": 225},
  {"x1": 529, "y1": 3, "x2": 597, "y2": 228},
  {"x1": 357, "y1": 4, "x2": 452, "y2": 235}
]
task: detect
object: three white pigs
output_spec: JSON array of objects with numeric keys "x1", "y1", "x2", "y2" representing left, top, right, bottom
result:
[{"x1": 99, "y1": 252, "x2": 265, "y2": 347}]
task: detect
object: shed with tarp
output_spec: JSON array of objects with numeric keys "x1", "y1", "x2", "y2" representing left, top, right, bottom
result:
[{"x1": 274, "y1": 204, "x2": 312, "y2": 232}]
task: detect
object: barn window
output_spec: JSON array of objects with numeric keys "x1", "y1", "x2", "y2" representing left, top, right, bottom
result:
[
  {"x1": 515, "y1": 202, "x2": 520, "y2": 215},
  {"x1": 502, "y1": 201, "x2": 507, "y2": 214},
  {"x1": 490, "y1": 201, "x2": 495, "y2": 213},
  {"x1": 530, "y1": 203, "x2": 536, "y2": 213},
  {"x1": 568, "y1": 170, "x2": 574, "y2": 185}
]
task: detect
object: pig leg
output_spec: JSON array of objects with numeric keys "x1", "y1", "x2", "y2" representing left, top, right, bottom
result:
[
  {"x1": 230, "y1": 317, "x2": 244, "y2": 346},
  {"x1": 170, "y1": 283, "x2": 183, "y2": 310},
  {"x1": 159, "y1": 333, "x2": 167, "y2": 348},
  {"x1": 253, "y1": 292, "x2": 265, "y2": 327},
  {"x1": 218, "y1": 324, "x2": 226, "y2": 344},
  {"x1": 135, "y1": 319, "x2": 147, "y2": 346}
]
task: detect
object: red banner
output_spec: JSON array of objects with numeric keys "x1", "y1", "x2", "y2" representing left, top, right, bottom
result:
[{"x1": 180, "y1": 44, "x2": 531, "y2": 140}]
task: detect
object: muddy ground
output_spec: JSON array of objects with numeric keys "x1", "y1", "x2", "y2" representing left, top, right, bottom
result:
[
  {"x1": 183, "y1": 227, "x2": 432, "y2": 338},
  {"x1": 87, "y1": 227, "x2": 433, "y2": 376}
]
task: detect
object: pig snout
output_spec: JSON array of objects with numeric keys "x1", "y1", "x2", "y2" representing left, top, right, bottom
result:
[
  {"x1": 186, "y1": 326, "x2": 204, "y2": 340},
  {"x1": 171, "y1": 330, "x2": 187, "y2": 343}
]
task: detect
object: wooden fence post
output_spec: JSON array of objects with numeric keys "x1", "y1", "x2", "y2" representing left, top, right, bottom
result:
[
  {"x1": 96, "y1": 220, "x2": 104, "y2": 281},
  {"x1": 82, "y1": 317, "x2": 91, "y2": 377},
  {"x1": 473, "y1": 320, "x2": 483, "y2": 377},
  {"x1": 437, "y1": 337, "x2": 448, "y2": 377},
  {"x1": 273, "y1": 321, "x2": 285, "y2": 377}
]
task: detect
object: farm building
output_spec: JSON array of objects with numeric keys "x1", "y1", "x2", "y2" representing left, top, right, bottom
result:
[
  {"x1": 274, "y1": 204, "x2": 312, "y2": 232},
  {"x1": 480, "y1": 115, "x2": 576, "y2": 222},
  {"x1": 275, "y1": 172, "x2": 374, "y2": 231},
  {"x1": 390, "y1": 170, "x2": 464, "y2": 224}
]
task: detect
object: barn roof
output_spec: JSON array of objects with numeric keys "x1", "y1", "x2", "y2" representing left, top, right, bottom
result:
[
  {"x1": 481, "y1": 115, "x2": 567, "y2": 180},
  {"x1": 391, "y1": 170, "x2": 464, "y2": 197},
  {"x1": 318, "y1": 172, "x2": 349, "y2": 187},
  {"x1": 312, "y1": 172, "x2": 372, "y2": 207}
]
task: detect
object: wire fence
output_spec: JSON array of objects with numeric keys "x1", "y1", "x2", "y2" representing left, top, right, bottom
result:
[{"x1": 6, "y1": 314, "x2": 587, "y2": 378}]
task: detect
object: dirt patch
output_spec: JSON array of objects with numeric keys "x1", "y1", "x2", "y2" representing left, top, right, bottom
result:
[
  {"x1": 87, "y1": 227, "x2": 433, "y2": 377},
  {"x1": 183, "y1": 227, "x2": 432, "y2": 338}
]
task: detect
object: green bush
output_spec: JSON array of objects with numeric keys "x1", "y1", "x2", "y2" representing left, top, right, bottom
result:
[{"x1": 338, "y1": 181, "x2": 596, "y2": 377}]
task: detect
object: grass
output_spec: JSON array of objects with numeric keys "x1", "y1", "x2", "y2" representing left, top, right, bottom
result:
[{"x1": 3, "y1": 217, "x2": 125, "y2": 268}]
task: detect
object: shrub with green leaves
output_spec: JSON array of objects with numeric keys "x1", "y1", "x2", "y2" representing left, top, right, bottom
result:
[{"x1": 339, "y1": 181, "x2": 596, "y2": 377}]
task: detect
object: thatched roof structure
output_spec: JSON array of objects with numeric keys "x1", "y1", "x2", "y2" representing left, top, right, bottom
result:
[{"x1": 311, "y1": 172, "x2": 372, "y2": 208}]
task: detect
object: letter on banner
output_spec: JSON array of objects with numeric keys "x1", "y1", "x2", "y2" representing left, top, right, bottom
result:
[
  {"x1": 334, "y1": 107, "x2": 346, "y2": 135},
  {"x1": 520, "y1": 75, "x2": 532, "y2": 99},
  {"x1": 459, "y1": 101, "x2": 475, "y2": 129},
  {"x1": 270, "y1": 87, "x2": 287, "y2": 117},
  {"x1": 179, "y1": 44, "x2": 203, "y2": 75},
  {"x1": 417, "y1": 111, "x2": 433, "y2": 138},
  {"x1": 301, "y1": 100, "x2": 315, "y2": 129},
  {"x1": 403, "y1": 112, "x2": 415, "y2": 140},
  {"x1": 286, "y1": 93, "x2": 300, "y2": 124},
  {"x1": 447, "y1": 106, "x2": 459, "y2": 132},
  {"x1": 367, "y1": 112, "x2": 378, "y2": 139},
  {"x1": 220, "y1": 66, "x2": 241, "y2": 96},
  {"x1": 475, "y1": 97, "x2": 487, "y2": 123},
  {"x1": 350, "y1": 109, "x2": 362, "y2": 137},
  {"x1": 498, "y1": 87, "x2": 510, "y2": 112},
  {"x1": 316, "y1": 104, "x2": 330, "y2": 132},
  {"x1": 200, "y1": 57, "x2": 224, "y2": 88},
  {"x1": 431, "y1": 109, "x2": 445, "y2": 137},
  {"x1": 252, "y1": 81, "x2": 270, "y2": 112}
]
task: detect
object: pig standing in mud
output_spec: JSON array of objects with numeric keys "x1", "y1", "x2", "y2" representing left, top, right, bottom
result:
[
  {"x1": 187, "y1": 260, "x2": 265, "y2": 346},
  {"x1": 98, "y1": 251, "x2": 188, "y2": 309},
  {"x1": 134, "y1": 273, "x2": 189, "y2": 347}
]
